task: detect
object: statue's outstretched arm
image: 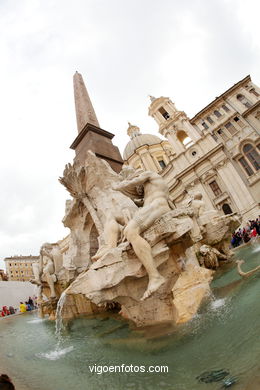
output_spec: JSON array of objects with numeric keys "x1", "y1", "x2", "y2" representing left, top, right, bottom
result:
[{"x1": 114, "y1": 171, "x2": 151, "y2": 191}]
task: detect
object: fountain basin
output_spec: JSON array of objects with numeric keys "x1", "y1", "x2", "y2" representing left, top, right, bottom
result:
[{"x1": 0, "y1": 245, "x2": 259, "y2": 390}]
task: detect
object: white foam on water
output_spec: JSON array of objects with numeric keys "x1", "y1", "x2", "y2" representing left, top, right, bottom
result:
[
  {"x1": 251, "y1": 244, "x2": 260, "y2": 253},
  {"x1": 27, "y1": 318, "x2": 46, "y2": 324},
  {"x1": 210, "y1": 298, "x2": 226, "y2": 310},
  {"x1": 37, "y1": 345, "x2": 74, "y2": 360}
]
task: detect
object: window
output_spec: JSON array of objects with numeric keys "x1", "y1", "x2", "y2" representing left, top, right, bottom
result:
[
  {"x1": 9, "y1": 263, "x2": 12, "y2": 267},
  {"x1": 237, "y1": 94, "x2": 251, "y2": 108},
  {"x1": 158, "y1": 159, "x2": 166, "y2": 169},
  {"x1": 201, "y1": 121, "x2": 209, "y2": 130},
  {"x1": 159, "y1": 107, "x2": 170, "y2": 120},
  {"x1": 209, "y1": 180, "x2": 222, "y2": 197},
  {"x1": 191, "y1": 151, "x2": 197, "y2": 156},
  {"x1": 249, "y1": 88, "x2": 260, "y2": 97},
  {"x1": 225, "y1": 122, "x2": 237, "y2": 135},
  {"x1": 222, "y1": 203, "x2": 233, "y2": 215},
  {"x1": 177, "y1": 130, "x2": 193, "y2": 147},
  {"x1": 206, "y1": 116, "x2": 214, "y2": 124},
  {"x1": 243, "y1": 144, "x2": 260, "y2": 171},
  {"x1": 239, "y1": 156, "x2": 254, "y2": 176},
  {"x1": 217, "y1": 129, "x2": 229, "y2": 141},
  {"x1": 233, "y1": 116, "x2": 244, "y2": 128},
  {"x1": 222, "y1": 104, "x2": 230, "y2": 112},
  {"x1": 214, "y1": 110, "x2": 222, "y2": 118}
]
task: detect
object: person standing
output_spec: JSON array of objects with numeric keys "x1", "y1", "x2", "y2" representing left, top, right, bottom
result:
[
  {"x1": 19, "y1": 302, "x2": 26, "y2": 313},
  {"x1": 28, "y1": 297, "x2": 34, "y2": 309}
]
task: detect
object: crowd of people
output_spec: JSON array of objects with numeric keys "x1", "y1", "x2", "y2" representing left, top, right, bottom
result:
[
  {"x1": 231, "y1": 217, "x2": 260, "y2": 248},
  {"x1": 0, "y1": 296, "x2": 37, "y2": 317}
]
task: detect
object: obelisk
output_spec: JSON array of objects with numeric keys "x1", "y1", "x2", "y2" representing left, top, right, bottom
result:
[
  {"x1": 70, "y1": 72, "x2": 123, "y2": 172},
  {"x1": 73, "y1": 71, "x2": 100, "y2": 132}
]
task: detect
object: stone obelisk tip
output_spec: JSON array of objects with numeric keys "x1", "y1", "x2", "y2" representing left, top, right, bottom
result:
[{"x1": 73, "y1": 72, "x2": 100, "y2": 133}]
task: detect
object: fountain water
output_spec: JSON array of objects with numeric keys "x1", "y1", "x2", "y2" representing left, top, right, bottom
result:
[
  {"x1": 55, "y1": 291, "x2": 67, "y2": 340},
  {"x1": 0, "y1": 245, "x2": 259, "y2": 390}
]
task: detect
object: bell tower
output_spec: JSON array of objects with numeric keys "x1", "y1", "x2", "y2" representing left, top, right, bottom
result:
[
  {"x1": 70, "y1": 72, "x2": 123, "y2": 172},
  {"x1": 148, "y1": 96, "x2": 202, "y2": 156}
]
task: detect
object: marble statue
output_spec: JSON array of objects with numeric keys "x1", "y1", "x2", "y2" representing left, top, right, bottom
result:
[
  {"x1": 59, "y1": 153, "x2": 138, "y2": 262},
  {"x1": 31, "y1": 242, "x2": 63, "y2": 299},
  {"x1": 36, "y1": 151, "x2": 241, "y2": 326},
  {"x1": 113, "y1": 168, "x2": 171, "y2": 300},
  {"x1": 199, "y1": 244, "x2": 228, "y2": 269}
]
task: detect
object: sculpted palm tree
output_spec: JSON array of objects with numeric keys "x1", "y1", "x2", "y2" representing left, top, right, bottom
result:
[{"x1": 59, "y1": 163, "x2": 103, "y2": 237}]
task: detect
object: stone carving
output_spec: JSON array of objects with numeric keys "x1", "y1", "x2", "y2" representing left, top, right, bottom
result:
[
  {"x1": 62, "y1": 199, "x2": 95, "y2": 272},
  {"x1": 198, "y1": 244, "x2": 228, "y2": 269},
  {"x1": 59, "y1": 153, "x2": 138, "y2": 262},
  {"x1": 113, "y1": 168, "x2": 171, "y2": 300},
  {"x1": 172, "y1": 264, "x2": 214, "y2": 323},
  {"x1": 31, "y1": 242, "x2": 63, "y2": 299},
  {"x1": 36, "y1": 151, "x2": 242, "y2": 327},
  {"x1": 236, "y1": 260, "x2": 260, "y2": 277}
]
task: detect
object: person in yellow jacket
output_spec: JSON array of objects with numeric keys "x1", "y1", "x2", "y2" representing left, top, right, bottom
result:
[{"x1": 19, "y1": 302, "x2": 27, "y2": 313}]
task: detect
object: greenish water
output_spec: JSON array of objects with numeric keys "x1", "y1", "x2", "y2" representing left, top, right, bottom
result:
[{"x1": 0, "y1": 244, "x2": 259, "y2": 390}]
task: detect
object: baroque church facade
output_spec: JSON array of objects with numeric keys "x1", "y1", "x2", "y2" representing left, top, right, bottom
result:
[{"x1": 123, "y1": 75, "x2": 260, "y2": 224}]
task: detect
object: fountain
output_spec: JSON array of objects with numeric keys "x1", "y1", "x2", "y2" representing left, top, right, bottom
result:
[
  {"x1": 3, "y1": 151, "x2": 258, "y2": 389},
  {"x1": 28, "y1": 150, "x2": 243, "y2": 327}
]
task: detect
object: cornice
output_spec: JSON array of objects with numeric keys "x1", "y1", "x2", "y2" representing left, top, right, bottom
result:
[
  {"x1": 242, "y1": 100, "x2": 260, "y2": 117},
  {"x1": 70, "y1": 122, "x2": 115, "y2": 150},
  {"x1": 190, "y1": 75, "x2": 251, "y2": 123}
]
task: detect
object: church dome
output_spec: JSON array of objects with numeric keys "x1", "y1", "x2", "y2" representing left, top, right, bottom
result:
[{"x1": 123, "y1": 132, "x2": 163, "y2": 160}]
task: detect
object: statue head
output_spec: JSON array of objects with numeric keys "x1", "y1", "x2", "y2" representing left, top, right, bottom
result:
[
  {"x1": 40, "y1": 242, "x2": 53, "y2": 256},
  {"x1": 199, "y1": 245, "x2": 210, "y2": 255}
]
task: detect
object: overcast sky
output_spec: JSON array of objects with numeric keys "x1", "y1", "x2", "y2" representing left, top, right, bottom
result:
[{"x1": 0, "y1": 0, "x2": 260, "y2": 269}]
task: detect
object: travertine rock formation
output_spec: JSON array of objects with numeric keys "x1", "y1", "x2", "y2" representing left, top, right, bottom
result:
[{"x1": 35, "y1": 152, "x2": 241, "y2": 326}]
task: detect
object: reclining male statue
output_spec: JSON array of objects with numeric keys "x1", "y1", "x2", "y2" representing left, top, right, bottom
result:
[
  {"x1": 60, "y1": 155, "x2": 171, "y2": 301},
  {"x1": 113, "y1": 168, "x2": 171, "y2": 300}
]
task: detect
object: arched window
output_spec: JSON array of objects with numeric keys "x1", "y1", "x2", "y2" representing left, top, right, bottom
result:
[
  {"x1": 238, "y1": 157, "x2": 254, "y2": 176},
  {"x1": 243, "y1": 144, "x2": 260, "y2": 171},
  {"x1": 239, "y1": 143, "x2": 260, "y2": 176},
  {"x1": 237, "y1": 94, "x2": 251, "y2": 108},
  {"x1": 159, "y1": 107, "x2": 170, "y2": 120},
  {"x1": 214, "y1": 110, "x2": 221, "y2": 118},
  {"x1": 177, "y1": 130, "x2": 193, "y2": 147},
  {"x1": 222, "y1": 204, "x2": 233, "y2": 215},
  {"x1": 206, "y1": 116, "x2": 214, "y2": 124}
]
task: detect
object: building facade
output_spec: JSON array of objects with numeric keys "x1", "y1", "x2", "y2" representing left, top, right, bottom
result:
[
  {"x1": 123, "y1": 75, "x2": 260, "y2": 224},
  {"x1": 4, "y1": 255, "x2": 39, "y2": 282}
]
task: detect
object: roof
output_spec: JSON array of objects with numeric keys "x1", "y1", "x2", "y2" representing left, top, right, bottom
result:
[
  {"x1": 190, "y1": 75, "x2": 251, "y2": 123},
  {"x1": 123, "y1": 133, "x2": 163, "y2": 160}
]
